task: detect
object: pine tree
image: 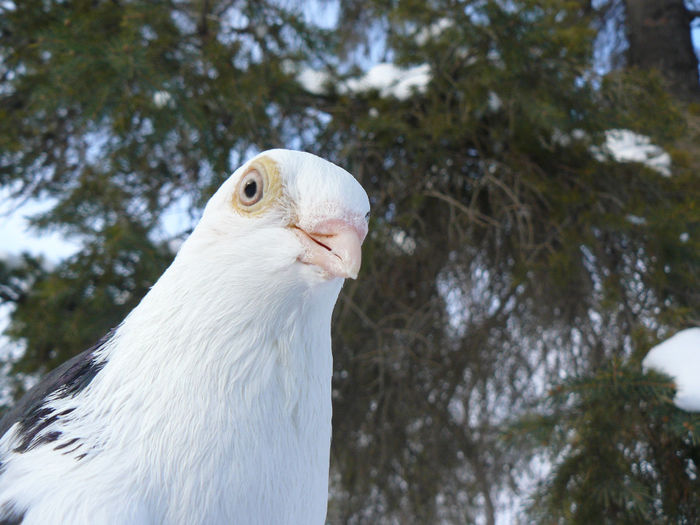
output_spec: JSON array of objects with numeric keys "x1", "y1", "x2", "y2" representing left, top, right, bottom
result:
[{"x1": 522, "y1": 359, "x2": 700, "y2": 523}]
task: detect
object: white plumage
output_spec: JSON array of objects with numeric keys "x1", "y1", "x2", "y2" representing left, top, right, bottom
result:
[{"x1": 0, "y1": 149, "x2": 370, "y2": 524}]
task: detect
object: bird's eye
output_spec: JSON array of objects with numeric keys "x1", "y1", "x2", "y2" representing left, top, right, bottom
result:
[
  {"x1": 364, "y1": 211, "x2": 370, "y2": 222},
  {"x1": 238, "y1": 169, "x2": 264, "y2": 206}
]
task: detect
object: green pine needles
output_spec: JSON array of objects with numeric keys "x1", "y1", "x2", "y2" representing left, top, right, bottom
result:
[{"x1": 523, "y1": 360, "x2": 700, "y2": 524}]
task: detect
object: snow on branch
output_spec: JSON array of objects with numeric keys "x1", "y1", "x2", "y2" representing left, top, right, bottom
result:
[
  {"x1": 295, "y1": 63, "x2": 431, "y2": 100},
  {"x1": 590, "y1": 129, "x2": 672, "y2": 177},
  {"x1": 414, "y1": 18, "x2": 453, "y2": 46},
  {"x1": 295, "y1": 67, "x2": 333, "y2": 96},
  {"x1": 342, "y1": 63, "x2": 431, "y2": 100},
  {"x1": 643, "y1": 328, "x2": 700, "y2": 412}
]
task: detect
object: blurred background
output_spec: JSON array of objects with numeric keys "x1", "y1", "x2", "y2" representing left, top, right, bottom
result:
[{"x1": 1, "y1": 1, "x2": 699, "y2": 523}]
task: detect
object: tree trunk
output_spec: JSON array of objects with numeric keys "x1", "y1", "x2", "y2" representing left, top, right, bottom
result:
[{"x1": 624, "y1": 0, "x2": 700, "y2": 101}]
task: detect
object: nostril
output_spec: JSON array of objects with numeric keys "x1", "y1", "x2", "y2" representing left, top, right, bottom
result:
[
  {"x1": 293, "y1": 223, "x2": 363, "y2": 279},
  {"x1": 292, "y1": 226, "x2": 333, "y2": 252},
  {"x1": 309, "y1": 235, "x2": 332, "y2": 252}
]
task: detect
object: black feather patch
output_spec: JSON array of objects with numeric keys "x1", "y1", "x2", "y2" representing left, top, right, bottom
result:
[
  {"x1": 53, "y1": 437, "x2": 80, "y2": 451},
  {"x1": 0, "y1": 501, "x2": 25, "y2": 525},
  {"x1": 55, "y1": 351, "x2": 107, "y2": 399},
  {"x1": 0, "y1": 331, "x2": 113, "y2": 454}
]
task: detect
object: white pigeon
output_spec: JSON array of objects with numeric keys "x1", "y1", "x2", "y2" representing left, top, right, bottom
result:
[{"x1": 0, "y1": 149, "x2": 370, "y2": 525}]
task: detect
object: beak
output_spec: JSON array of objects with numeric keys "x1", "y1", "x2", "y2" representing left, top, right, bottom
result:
[{"x1": 294, "y1": 219, "x2": 366, "y2": 279}]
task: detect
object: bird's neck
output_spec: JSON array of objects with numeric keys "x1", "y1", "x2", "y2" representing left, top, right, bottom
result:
[
  {"x1": 98, "y1": 244, "x2": 340, "y2": 412},
  {"x1": 72, "y1": 240, "x2": 341, "y2": 522}
]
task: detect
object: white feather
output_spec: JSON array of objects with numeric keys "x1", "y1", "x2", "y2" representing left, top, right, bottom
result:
[{"x1": 0, "y1": 150, "x2": 370, "y2": 524}]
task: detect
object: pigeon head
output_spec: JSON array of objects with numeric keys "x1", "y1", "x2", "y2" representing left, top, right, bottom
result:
[{"x1": 196, "y1": 149, "x2": 370, "y2": 283}]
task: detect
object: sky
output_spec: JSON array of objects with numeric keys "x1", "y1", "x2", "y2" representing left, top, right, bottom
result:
[
  {"x1": 0, "y1": 189, "x2": 81, "y2": 261},
  {"x1": 0, "y1": 186, "x2": 197, "y2": 263}
]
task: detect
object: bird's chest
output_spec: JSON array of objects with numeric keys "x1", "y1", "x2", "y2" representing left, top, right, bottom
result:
[{"x1": 160, "y1": 348, "x2": 333, "y2": 525}]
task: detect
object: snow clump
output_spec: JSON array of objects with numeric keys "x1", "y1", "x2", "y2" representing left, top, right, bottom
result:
[{"x1": 643, "y1": 328, "x2": 700, "y2": 412}]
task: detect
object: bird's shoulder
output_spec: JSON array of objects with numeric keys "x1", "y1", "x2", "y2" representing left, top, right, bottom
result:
[{"x1": 0, "y1": 333, "x2": 111, "y2": 449}]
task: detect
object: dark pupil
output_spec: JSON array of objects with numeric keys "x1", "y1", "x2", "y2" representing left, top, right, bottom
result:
[{"x1": 244, "y1": 180, "x2": 257, "y2": 199}]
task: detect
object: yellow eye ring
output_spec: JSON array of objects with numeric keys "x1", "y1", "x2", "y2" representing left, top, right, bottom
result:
[{"x1": 232, "y1": 156, "x2": 282, "y2": 215}]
